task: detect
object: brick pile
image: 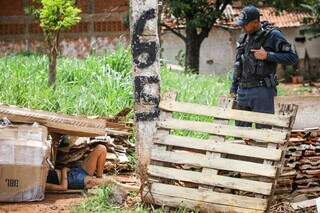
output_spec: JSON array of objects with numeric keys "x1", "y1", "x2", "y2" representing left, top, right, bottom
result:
[{"x1": 277, "y1": 128, "x2": 320, "y2": 196}]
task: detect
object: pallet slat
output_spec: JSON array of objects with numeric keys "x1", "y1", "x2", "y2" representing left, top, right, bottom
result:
[
  {"x1": 148, "y1": 165, "x2": 272, "y2": 195},
  {"x1": 157, "y1": 119, "x2": 288, "y2": 144},
  {"x1": 146, "y1": 183, "x2": 267, "y2": 210},
  {"x1": 159, "y1": 100, "x2": 290, "y2": 128},
  {"x1": 144, "y1": 193, "x2": 263, "y2": 213},
  {"x1": 151, "y1": 149, "x2": 277, "y2": 177},
  {"x1": 154, "y1": 135, "x2": 282, "y2": 161}
]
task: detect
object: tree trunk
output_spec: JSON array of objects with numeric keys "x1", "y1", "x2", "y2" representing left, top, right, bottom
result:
[
  {"x1": 185, "y1": 26, "x2": 202, "y2": 74},
  {"x1": 48, "y1": 32, "x2": 60, "y2": 87},
  {"x1": 48, "y1": 49, "x2": 57, "y2": 87}
]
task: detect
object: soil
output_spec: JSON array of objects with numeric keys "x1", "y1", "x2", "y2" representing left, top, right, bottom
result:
[{"x1": 0, "y1": 193, "x2": 84, "y2": 213}]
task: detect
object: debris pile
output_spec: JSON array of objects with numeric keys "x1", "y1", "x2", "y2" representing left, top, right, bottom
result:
[
  {"x1": 55, "y1": 135, "x2": 135, "y2": 173},
  {"x1": 277, "y1": 128, "x2": 320, "y2": 196},
  {"x1": 0, "y1": 104, "x2": 134, "y2": 173}
]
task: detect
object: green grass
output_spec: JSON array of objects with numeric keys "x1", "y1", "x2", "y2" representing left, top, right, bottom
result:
[
  {"x1": 0, "y1": 47, "x2": 132, "y2": 116},
  {"x1": 0, "y1": 48, "x2": 235, "y2": 119},
  {"x1": 71, "y1": 186, "x2": 195, "y2": 213}
]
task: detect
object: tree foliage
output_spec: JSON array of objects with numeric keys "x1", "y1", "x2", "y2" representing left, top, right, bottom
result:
[
  {"x1": 300, "y1": 0, "x2": 320, "y2": 39},
  {"x1": 26, "y1": 0, "x2": 81, "y2": 86}
]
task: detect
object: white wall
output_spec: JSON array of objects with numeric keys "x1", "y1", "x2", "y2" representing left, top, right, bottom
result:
[
  {"x1": 160, "y1": 31, "x2": 185, "y2": 66},
  {"x1": 161, "y1": 26, "x2": 320, "y2": 75},
  {"x1": 199, "y1": 28, "x2": 234, "y2": 75}
]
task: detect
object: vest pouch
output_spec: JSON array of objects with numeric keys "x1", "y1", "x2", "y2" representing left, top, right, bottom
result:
[
  {"x1": 242, "y1": 54, "x2": 257, "y2": 75},
  {"x1": 256, "y1": 61, "x2": 264, "y2": 75}
]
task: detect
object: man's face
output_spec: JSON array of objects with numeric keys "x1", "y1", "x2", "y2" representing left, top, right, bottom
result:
[{"x1": 242, "y1": 20, "x2": 260, "y2": 34}]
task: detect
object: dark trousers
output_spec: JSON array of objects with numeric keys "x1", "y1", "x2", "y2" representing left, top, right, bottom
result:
[{"x1": 235, "y1": 86, "x2": 277, "y2": 129}]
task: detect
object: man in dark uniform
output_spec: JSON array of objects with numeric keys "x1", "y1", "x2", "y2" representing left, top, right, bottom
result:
[{"x1": 230, "y1": 5, "x2": 298, "y2": 128}]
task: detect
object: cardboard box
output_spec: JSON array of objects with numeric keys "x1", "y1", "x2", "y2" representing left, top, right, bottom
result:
[{"x1": 0, "y1": 123, "x2": 50, "y2": 202}]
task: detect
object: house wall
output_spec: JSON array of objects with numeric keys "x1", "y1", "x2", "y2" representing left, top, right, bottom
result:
[
  {"x1": 199, "y1": 28, "x2": 235, "y2": 75},
  {"x1": 161, "y1": 26, "x2": 320, "y2": 78},
  {"x1": 161, "y1": 27, "x2": 237, "y2": 74},
  {"x1": 0, "y1": 0, "x2": 129, "y2": 57}
]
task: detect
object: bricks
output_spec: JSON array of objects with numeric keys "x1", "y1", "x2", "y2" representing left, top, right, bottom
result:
[{"x1": 277, "y1": 128, "x2": 320, "y2": 196}]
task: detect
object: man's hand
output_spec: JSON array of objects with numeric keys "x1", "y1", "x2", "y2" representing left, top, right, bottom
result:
[{"x1": 251, "y1": 48, "x2": 268, "y2": 60}]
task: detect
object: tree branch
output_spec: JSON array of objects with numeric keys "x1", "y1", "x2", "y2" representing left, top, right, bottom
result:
[{"x1": 161, "y1": 22, "x2": 186, "y2": 42}]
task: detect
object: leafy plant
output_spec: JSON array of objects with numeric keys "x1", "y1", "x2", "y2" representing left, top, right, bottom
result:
[{"x1": 26, "y1": 0, "x2": 81, "y2": 87}]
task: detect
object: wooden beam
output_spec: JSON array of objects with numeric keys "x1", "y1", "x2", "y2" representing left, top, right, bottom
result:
[
  {"x1": 157, "y1": 119, "x2": 288, "y2": 144},
  {"x1": 145, "y1": 183, "x2": 267, "y2": 210},
  {"x1": 159, "y1": 100, "x2": 290, "y2": 128},
  {"x1": 143, "y1": 193, "x2": 264, "y2": 213},
  {"x1": 154, "y1": 135, "x2": 282, "y2": 161},
  {"x1": 0, "y1": 104, "x2": 130, "y2": 136},
  {"x1": 148, "y1": 165, "x2": 272, "y2": 195},
  {"x1": 151, "y1": 149, "x2": 277, "y2": 177}
]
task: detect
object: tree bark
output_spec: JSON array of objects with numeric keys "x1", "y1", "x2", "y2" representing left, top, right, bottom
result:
[
  {"x1": 185, "y1": 27, "x2": 201, "y2": 74},
  {"x1": 48, "y1": 48, "x2": 57, "y2": 87},
  {"x1": 48, "y1": 32, "x2": 60, "y2": 87}
]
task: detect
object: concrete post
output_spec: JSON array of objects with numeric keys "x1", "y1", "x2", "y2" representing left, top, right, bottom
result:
[{"x1": 130, "y1": 0, "x2": 160, "y2": 179}]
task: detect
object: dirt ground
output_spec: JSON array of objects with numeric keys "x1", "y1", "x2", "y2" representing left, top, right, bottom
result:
[
  {"x1": 0, "y1": 193, "x2": 84, "y2": 213},
  {"x1": 0, "y1": 175, "x2": 139, "y2": 213}
]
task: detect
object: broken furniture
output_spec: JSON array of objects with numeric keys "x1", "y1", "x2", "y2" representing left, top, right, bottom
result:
[{"x1": 143, "y1": 92, "x2": 298, "y2": 212}]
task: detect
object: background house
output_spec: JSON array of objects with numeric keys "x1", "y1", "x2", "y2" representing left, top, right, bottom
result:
[
  {"x1": 0, "y1": 0, "x2": 129, "y2": 57},
  {"x1": 161, "y1": 6, "x2": 320, "y2": 79}
]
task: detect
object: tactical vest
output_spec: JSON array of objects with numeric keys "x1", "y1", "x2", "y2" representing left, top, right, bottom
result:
[{"x1": 236, "y1": 24, "x2": 277, "y2": 86}]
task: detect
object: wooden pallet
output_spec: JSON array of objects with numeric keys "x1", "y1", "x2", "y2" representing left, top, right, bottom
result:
[{"x1": 143, "y1": 92, "x2": 298, "y2": 213}]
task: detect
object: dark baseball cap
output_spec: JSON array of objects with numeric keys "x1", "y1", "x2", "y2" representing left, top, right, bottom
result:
[{"x1": 235, "y1": 6, "x2": 260, "y2": 27}]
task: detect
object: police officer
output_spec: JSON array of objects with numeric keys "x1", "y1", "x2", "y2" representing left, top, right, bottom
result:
[{"x1": 230, "y1": 5, "x2": 299, "y2": 128}]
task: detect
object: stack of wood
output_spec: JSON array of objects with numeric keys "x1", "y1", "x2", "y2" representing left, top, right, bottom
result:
[
  {"x1": 277, "y1": 128, "x2": 320, "y2": 196},
  {"x1": 0, "y1": 104, "x2": 134, "y2": 173}
]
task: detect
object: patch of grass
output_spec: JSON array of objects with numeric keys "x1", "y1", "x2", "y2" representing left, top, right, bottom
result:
[
  {"x1": 0, "y1": 46, "x2": 133, "y2": 117},
  {"x1": 72, "y1": 186, "x2": 115, "y2": 213}
]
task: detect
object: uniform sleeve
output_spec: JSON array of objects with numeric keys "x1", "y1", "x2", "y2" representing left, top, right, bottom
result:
[{"x1": 266, "y1": 30, "x2": 299, "y2": 65}]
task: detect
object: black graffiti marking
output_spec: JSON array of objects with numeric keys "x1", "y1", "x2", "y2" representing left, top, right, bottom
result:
[
  {"x1": 132, "y1": 8, "x2": 157, "y2": 69},
  {"x1": 134, "y1": 75, "x2": 160, "y2": 105},
  {"x1": 5, "y1": 179, "x2": 19, "y2": 187},
  {"x1": 135, "y1": 108, "x2": 160, "y2": 122}
]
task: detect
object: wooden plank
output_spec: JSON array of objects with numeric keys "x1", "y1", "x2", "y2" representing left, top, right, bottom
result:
[
  {"x1": 159, "y1": 100, "x2": 290, "y2": 128},
  {"x1": 154, "y1": 135, "x2": 282, "y2": 161},
  {"x1": 151, "y1": 149, "x2": 277, "y2": 177},
  {"x1": 201, "y1": 97, "x2": 231, "y2": 180},
  {"x1": 0, "y1": 104, "x2": 130, "y2": 137},
  {"x1": 148, "y1": 165, "x2": 272, "y2": 195},
  {"x1": 291, "y1": 198, "x2": 317, "y2": 210},
  {"x1": 144, "y1": 192, "x2": 263, "y2": 213},
  {"x1": 157, "y1": 119, "x2": 288, "y2": 144},
  {"x1": 146, "y1": 183, "x2": 267, "y2": 210}
]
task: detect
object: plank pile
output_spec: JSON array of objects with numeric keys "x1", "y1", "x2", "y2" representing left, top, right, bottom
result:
[
  {"x1": 277, "y1": 128, "x2": 320, "y2": 196},
  {"x1": 143, "y1": 93, "x2": 298, "y2": 213}
]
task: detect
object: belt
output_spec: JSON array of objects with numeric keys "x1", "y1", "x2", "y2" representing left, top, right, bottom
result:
[{"x1": 239, "y1": 80, "x2": 266, "y2": 88}]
